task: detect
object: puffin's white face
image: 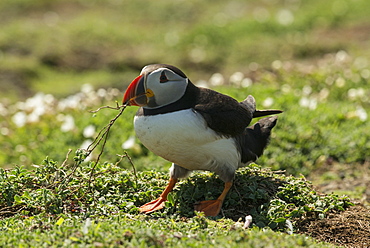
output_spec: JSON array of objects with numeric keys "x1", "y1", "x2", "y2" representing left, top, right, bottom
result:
[
  {"x1": 123, "y1": 66, "x2": 188, "y2": 109},
  {"x1": 144, "y1": 68, "x2": 188, "y2": 108}
]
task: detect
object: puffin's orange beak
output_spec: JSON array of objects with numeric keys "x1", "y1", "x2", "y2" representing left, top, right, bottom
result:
[{"x1": 123, "y1": 75, "x2": 153, "y2": 106}]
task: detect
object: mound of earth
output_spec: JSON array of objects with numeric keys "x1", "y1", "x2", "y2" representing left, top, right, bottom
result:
[{"x1": 297, "y1": 204, "x2": 370, "y2": 247}]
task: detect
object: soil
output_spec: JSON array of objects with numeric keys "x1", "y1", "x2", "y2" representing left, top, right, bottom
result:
[
  {"x1": 301, "y1": 161, "x2": 370, "y2": 247},
  {"x1": 297, "y1": 204, "x2": 370, "y2": 247}
]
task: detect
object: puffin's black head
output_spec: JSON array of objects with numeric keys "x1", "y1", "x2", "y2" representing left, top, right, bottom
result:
[{"x1": 123, "y1": 64, "x2": 189, "y2": 109}]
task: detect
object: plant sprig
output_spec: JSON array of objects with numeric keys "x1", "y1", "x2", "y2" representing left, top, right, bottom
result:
[{"x1": 55, "y1": 102, "x2": 138, "y2": 205}]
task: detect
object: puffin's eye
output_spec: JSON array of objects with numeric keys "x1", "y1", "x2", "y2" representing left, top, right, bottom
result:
[{"x1": 159, "y1": 71, "x2": 169, "y2": 83}]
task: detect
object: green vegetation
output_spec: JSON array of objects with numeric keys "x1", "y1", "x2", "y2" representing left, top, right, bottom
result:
[
  {"x1": 0, "y1": 159, "x2": 352, "y2": 227},
  {"x1": 1, "y1": 214, "x2": 334, "y2": 247},
  {"x1": 1, "y1": 157, "x2": 345, "y2": 247},
  {"x1": 1, "y1": 0, "x2": 370, "y2": 99},
  {"x1": 1, "y1": 0, "x2": 369, "y2": 247}
]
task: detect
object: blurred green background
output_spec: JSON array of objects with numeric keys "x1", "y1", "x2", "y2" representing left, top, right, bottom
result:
[{"x1": 1, "y1": 0, "x2": 369, "y2": 99}]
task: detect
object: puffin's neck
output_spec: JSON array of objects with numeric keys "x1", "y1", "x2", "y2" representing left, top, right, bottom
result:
[{"x1": 141, "y1": 82, "x2": 199, "y2": 116}]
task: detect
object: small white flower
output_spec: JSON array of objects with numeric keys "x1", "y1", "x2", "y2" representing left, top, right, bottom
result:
[
  {"x1": 61, "y1": 115, "x2": 75, "y2": 132},
  {"x1": 272, "y1": 60, "x2": 282, "y2": 70},
  {"x1": 15, "y1": 101, "x2": 26, "y2": 111},
  {"x1": 83, "y1": 125, "x2": 96, "y2": 138},
  {"x1": 319, "y1": 88, "x2": 330, "y2": 101},
  {"x1": 44, "y1": 94, "x2": 55, "y2": 105},
  {"x1": 302, "y1": 85, "x2": 312, "y2": 96},
  {"x1": 356, "y1": 88, "x2": 365, "y2": 97},
  {"x1": 209, "y1": 73, "x2": 224, "y2": 86},
  {"x1": 243, "y1": 215, "x2": 253, "y2": 229},
  {"x1": 347, "y1": 88, "x2": 365, "y2": 101},
  {"x1": 81, "y1": 84, "x2": 94, "y2": 94},
  {"x1": 56, "y1": 113, "x2": 65, "y2": 122},
  {"x1": 299, "y1": 97, "x2": 309, "y2": 108},
  {"x1": 356, "y1": 106, "x2": 367, "y2": 121},
  {"x1": 229, "y1": 72, "x2": 244, "y2": 85},
  {"x1": 27, "y1": 111, "x2": 40, "y2": 123},
  {"x1": 233, "y1": 220, "x2": 244, "y2": 229},
  {"x1": 58, "y1": 94, "x2": 82, "y2": 111},
  {"x1": 0, "y1": 127, "x2": 9, "y2": 136},
  {"x1": 335, "y1": 77, "x2": 346, "y2": 88},
  {"x1": 122, "y1": 136, "x2": 136, "y2": 149},
  {"x1": 308, "y1": 98, "x2": 317, "y2": 110},
  {"x1": 80, "y1": 140, "x2": 92, "y2": 150},
  {"x1": 79, "y1": 140, "x2": 93, "y2": 161},
  {"x1": 241, "y1": 78, "x2": 252, "y2": 88},
  {"x1": 107, "y1": 88, "x2": 120, "y2": 97},
  {"x1": 281, "y1": 84, "x2": 291, "y2": 94},
  {"x1": 276, "y1": 9, "x2": 294, "y2": 26},
  {"x1": 97, "y1": 88, "x2": 107, "y2": 98},
  {"x1": 12, "y1": 111, "x2": 27, "y2": 127},
  {"x1": 262, "y1": 97, "x2": 274, "y2": 108},
  {"x1": 24, "y1": 92, "x2": 44, "y2": 112},
  {"x1": 15, "y1": 144, "x2": 25, "y2": 152},
  {"x1": 299, "y1": 97, "x2": 317, "y2": 110},
  {"x1": 348, "y1": 88, "x2": 357, "y2": 100},
  {"x1": 335, "y1": 50, "x2": 348, "y2": 63}
]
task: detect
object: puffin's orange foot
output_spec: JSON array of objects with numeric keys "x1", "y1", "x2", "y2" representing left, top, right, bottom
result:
[
  {"x1": 139, "y1": 197, "x2": 166, "y2": 214},
  {"x1": 194, "y1": 199, "x2": 223, "y2": 217}
]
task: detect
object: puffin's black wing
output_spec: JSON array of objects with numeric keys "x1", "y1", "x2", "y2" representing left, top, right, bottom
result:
[{"x1": 194, "y1": 88, "x2": 254, "y2": 136}]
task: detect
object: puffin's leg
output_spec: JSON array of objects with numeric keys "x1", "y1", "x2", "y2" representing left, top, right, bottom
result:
[
  {"x1": 194, "y1": 181, "x2": 232, "y2": 217},
  {"x1": 139, "y1": 164, "x2": 190, "y2": 214},
  {"x1": 139, "y1": 177, "x2": 178, "y2": 213}
]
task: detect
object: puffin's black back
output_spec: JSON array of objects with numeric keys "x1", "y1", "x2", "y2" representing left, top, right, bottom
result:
[{"x1": 194, "y1": 88, "x2": 253, "y2": 136}]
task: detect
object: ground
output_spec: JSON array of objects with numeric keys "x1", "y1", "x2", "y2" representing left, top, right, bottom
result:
[
  {"x1": 303, "y1": 161, "x2": 370, "y2": 247},
  {"x1": 297, "y1": 204, "x2": 370, "y2": 247}
]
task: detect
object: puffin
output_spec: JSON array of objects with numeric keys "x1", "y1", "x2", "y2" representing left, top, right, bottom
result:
[{"x1": 123, "y1": 64, "x2": 282, "y2": 216}]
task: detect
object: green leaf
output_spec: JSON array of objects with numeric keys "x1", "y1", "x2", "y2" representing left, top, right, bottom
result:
[
  {"x1": 14, "y1": 195, "x2": 23, "y2": 204},
  {"x1": 274, "y1": 217, "x2": 286, "y2": 223},
  {"x1": 22, "y1": 191, "x2": 31, "y2": 199},
  {"x1": 167, "y1": 192, "x2": 175, "y2": 205},
  {"x1": 69, "y1": 237, "x2": 80, "y2": 242},
  {"x1": 55, "y1": 217, "x2": 64, "y2": 226}
]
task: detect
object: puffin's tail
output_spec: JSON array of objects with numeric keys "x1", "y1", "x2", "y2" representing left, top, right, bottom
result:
[
  {"x1": 240, "y1": 95, "x2": 283, "y2": 118},
  {"x1": 235, "y1": 116, "x2": 278, "y2": 164},
  {"x1": 253, "y1": 110, "x2": 283, "y2": 118}
]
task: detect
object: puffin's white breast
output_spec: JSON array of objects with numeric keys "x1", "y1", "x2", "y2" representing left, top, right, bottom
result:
[{"x1": 134, "y1": 109, "x2": 240, "y2": 172}]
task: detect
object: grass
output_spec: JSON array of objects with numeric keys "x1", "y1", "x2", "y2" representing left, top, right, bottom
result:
[
  {"x1": 1, "y1": 214, "x2": 334, "y2": 247},
  {"x1": 0, "y1": 157, "x2": 347, "y2": 247}
]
